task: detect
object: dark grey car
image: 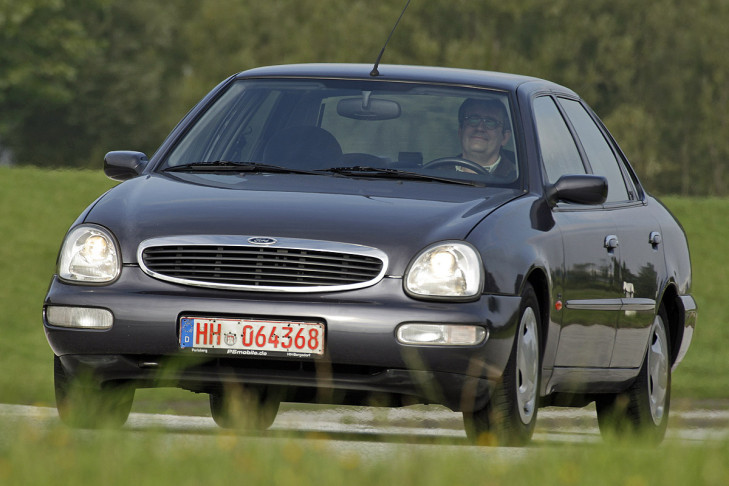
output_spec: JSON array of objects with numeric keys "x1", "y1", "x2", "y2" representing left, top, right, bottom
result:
[{"x1": 43, "y1": 64, "x2": 696, "y2": 445}]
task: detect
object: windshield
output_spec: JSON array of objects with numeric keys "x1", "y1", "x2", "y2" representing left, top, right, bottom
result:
[{"x1": 160, "y1": 79, "x2": 520, "y2": 186}]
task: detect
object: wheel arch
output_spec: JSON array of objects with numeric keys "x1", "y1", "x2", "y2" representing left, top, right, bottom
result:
[
  {"x1": 524, "y1": 267, "x2": 551, "y2": 358},
  {"x1": 659, "y1": 283, "x2": 685, "y2": 367}
]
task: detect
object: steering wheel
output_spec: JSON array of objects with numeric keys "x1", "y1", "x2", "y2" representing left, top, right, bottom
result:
[{"x1": 423, "y1": 157, "x2": 490, "y2": 175}]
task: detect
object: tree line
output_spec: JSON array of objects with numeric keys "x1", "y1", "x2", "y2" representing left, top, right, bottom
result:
[{"x1": 2, "y1": 0, "x2": 727, "y2": 196}]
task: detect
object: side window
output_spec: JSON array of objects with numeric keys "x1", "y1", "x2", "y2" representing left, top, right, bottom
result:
[
  {"x1": 533, "y1": 96, "x2": 585, "y2": 183},
  {"x1": 559, "y1": 98, "x2": 630, "y2": 202}
]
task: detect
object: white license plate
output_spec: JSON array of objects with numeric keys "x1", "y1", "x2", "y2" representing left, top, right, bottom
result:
[{"x1": 179, "y1": 317, "x2": 325, "y2": 358}]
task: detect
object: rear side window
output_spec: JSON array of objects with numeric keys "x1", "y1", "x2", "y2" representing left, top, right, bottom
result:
[
  {"x1": 533, "y1": 96, "x2": 585, "y2": 183},
  {"x1": 559, "y1": 98, "x2": 630, "y2": 202}
]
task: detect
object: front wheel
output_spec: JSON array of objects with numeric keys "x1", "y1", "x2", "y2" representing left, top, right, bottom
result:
[
  {"x1": 464, "y1": 283, "x2": 541, "y2": 446},
  {"x1": 54, "y1": 356, "x2": 134, "y2": 429},
  {"x1": 596, "y1": 305, "x2": 671, "y2": 444},
  {"x1": 209, "y1": 384, "x2": 281, "y2": 430}
]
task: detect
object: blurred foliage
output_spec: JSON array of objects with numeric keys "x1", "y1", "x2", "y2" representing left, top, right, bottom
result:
[{"x1": 1, "y1": 0, "x2": 728, "y2": 195}]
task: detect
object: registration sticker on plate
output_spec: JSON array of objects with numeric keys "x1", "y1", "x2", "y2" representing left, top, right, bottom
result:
[{"x1": 179, "y1": 317, "x2": 325, "y2": 358}]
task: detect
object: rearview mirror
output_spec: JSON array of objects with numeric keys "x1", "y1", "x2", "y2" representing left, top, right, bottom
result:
[
  {"x1": 337, "y1": 93, "x2": 401, "y2": 120},
  {"x1": 546, "y1": 174, "x2": 608, "y2": 207}
]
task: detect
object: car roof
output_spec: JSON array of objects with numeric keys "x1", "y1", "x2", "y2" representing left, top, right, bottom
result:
[{"x1": 235, "y1": 63, "x2": 576, "y2": 96}]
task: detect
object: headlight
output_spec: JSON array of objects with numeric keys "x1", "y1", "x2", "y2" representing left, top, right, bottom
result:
[
  {"x1": 404, "y1": 242, "x2": 483, "y2": 299},
  {"x1": 58, "y1": 225, "x2": 121, "y2": 283}
]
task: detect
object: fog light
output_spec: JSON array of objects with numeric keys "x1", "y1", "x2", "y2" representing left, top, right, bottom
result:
[
  {"x1": 46, "y1": 306, "x2": 113, "y2": 330},
  {"x1": 397, "y1": 324, "x2": 487, "y2": 346}
]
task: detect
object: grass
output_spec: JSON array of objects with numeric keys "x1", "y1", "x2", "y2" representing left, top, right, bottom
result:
[
  {"x1": 658, "y1": 197, "x2": 728, "y2": 400},
  {"x1": 0, "y1": 167, "x2": 115, "y2": 406},
  {"x1": 1, "y1": 414, "x2": 728, "y2": 485},
  {"x1": 1, "y1": 166, "x2": 729, "y2": 484},
  {"x1": 0, "y1": 167, "x2": 726, "y2": 408}
]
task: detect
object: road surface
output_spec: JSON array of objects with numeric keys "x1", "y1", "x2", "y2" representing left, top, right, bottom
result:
[{"x1": 1, "y1": 402, "x2": 727, "y2": 460}]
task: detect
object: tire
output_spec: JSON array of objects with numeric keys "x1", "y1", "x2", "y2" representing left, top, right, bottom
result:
[
  {"x1": 464, "y1": 283, "x2": 541, "y2": 446},
  {"x1": 209, "y1": 384, "x2": 281, "y2": 430},
  {"x1": 54, "y1": 355, "x2": 134, "y2": 429},
  {"x1": 596, "y1": 305, "x2": 671, "y2": 444}
]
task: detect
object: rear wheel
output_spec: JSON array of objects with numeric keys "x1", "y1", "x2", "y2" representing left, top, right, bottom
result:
[
  {"x1": 596, "y1": 305, "x2": 671, "y2": 444},
  {"x1": 54, "y1": 356, "x2": 134, "y2": 429},
  {"x1": 464, "y1": 283, "x2": 541, "y2": 446},
  {"x1": 209, "y1": 384, "x2": 281, "y2": 430}
]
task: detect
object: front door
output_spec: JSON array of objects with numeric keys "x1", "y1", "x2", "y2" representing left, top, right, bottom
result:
[
  {"x1": 553, "y1": 208, "x2": 621, "y2": 367},
  {"x1": 532, "y1": 95, "x2": 621, "y2": 368}
]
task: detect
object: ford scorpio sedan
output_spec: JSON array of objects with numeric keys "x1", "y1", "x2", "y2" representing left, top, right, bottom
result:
[{"x1": 43, "y1": 64, "x2": 696, "y2": 445}]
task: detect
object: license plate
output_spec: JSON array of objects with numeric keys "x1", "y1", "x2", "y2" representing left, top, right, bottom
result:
[{"x1": 179, "y1": 316, "x2": 325, "y2": 358}]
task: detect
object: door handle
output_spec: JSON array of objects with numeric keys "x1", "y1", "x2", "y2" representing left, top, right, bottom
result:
[
  {"x1": 649, "y1": 231, "x2": 662, "y2": 248},
  {"x1": 604, "y1": 235, "x2": 619, "y2": 251}
]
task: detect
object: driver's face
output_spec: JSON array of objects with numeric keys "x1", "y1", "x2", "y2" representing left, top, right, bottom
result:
[{"x1": 459, "y1": 107, "x2": 511, "y2": 164}]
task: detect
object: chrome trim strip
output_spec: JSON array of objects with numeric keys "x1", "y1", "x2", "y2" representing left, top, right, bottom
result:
[
  {"x1": 565, "y1": 298, "x2": 655, "y2": 312},
  {"x1": 621, "y1": 298, "x2": 656, "y2": 312},
  {"x1": 565, "y1": 299, "x2": 623, "y2": 311},
  {"x1": 137, "y1": 235, "x2": 389, "y2": 293}
]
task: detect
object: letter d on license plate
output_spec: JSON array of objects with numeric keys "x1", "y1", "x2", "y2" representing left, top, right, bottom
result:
[{"x1": 179, "y1": 316, "x2": 325, "y2": 358}]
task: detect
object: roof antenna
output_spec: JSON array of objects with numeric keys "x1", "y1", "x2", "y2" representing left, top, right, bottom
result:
[{"x1": 370, "y1": 0, "x2": 412, "y2": 77}]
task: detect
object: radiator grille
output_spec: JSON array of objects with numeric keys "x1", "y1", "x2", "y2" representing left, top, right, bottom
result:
[{"x1": 139, "y1": 238, "x2": 387, "y2": 292}]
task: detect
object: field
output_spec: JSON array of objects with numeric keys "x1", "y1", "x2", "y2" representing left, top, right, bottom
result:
[
  {"x1": 0, "y1": 166, "x2": 726, "y2": 406},
  {"x1": 1, "y1": 415, "x2": 728, "y2": 485},
  {"x1": 1, "y1": 166, "x2": 729, "y2": 483}
]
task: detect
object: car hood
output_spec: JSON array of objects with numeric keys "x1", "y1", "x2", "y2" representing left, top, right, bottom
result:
[{"x1": 85, "y1": 174, "x2": 522, "y2": 275}]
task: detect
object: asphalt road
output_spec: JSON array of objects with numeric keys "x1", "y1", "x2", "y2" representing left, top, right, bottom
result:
[{"x1": 2, "y1": 403, "x2": 727, "y2": 460}]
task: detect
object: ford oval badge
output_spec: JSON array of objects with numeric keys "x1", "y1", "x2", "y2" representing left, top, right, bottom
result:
[{"x1": 248, "y1": 237, "x2": 277, "y2": 246}]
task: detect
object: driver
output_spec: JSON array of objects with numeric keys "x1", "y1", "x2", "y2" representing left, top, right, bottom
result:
[{"x1": 457, "y1": 98, "x2": 516, "y2": 178}]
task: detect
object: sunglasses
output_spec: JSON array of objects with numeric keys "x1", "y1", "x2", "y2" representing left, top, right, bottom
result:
[{"x1": 462, "y1": 115, "x2": 503, "y2": 130}]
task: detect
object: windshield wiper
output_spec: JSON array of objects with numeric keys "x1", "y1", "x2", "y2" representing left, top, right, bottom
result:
[
  {"x1": 164, "y1": 161, "x2": 322, "y2": 176},
  {"x1": 164, "y1": 162, "x2": 483, "y2": 186},
  {"x1": 318, "y1": 166, "x2": 484, "y2": 186}
]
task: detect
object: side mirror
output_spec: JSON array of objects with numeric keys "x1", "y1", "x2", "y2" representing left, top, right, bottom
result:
[
  {"x1": 104, "y1": 151, "x2": 148, "y2": 181},
  {"x1": 546, "y1": 174, "x2": 608, "y2": 207}
]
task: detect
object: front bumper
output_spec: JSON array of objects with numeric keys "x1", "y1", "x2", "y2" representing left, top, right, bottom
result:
[
  {"x1": 44, "y1": 267, "x2": 521, "y2": 411},
  {"x1": 56, "y1": 353, "x2": 495, "y2": 411}
]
